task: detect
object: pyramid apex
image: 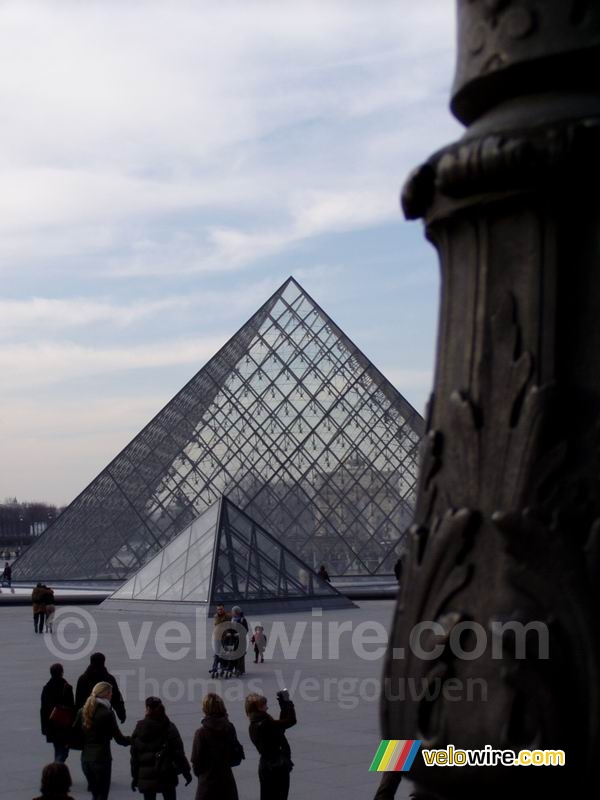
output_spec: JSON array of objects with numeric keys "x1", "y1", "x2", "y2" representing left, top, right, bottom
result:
[{"x1": 274, "y1": 275, "x2": 304, "y2": 294}]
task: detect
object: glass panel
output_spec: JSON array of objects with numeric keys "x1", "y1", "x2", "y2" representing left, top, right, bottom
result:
[{"x1": 135, "y1": 575, "x2": 160, "y2": 601}]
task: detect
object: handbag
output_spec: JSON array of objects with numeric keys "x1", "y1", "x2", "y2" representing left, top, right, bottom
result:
[
  {"x1": 49, "y1": 683, "x2": 75, "y2": 728},
  {"x1": 49, "y1": 705, "x2": 75, "y2": 728},
  {"x1": 154, "y1": 741, "x2": 175, "y2": 778},
  {"x1": 229, "y1": 738, "x2": 245, "y2": 767}
]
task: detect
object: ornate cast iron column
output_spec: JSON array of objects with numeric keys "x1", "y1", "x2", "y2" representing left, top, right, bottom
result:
[{"x1": 383, "y1": 2, "x2": 600, "y2": 797}]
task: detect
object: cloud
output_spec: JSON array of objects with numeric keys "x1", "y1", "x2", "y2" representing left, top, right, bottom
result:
[
  {"x1": 0, "y1": 0, "x2": 457, "y2": 276},
  {"x1": 0, "y1": 296, "x2": 190, "y2": 334},
  {"x1": 0, "y1": 276, "x2": 287, "y2": 337},
  {"x1": 0, "y1": 337, "x2": 226, "y2": 389},
  {"x1": 0, "y1": 1, "x2": 454, "y2": 501},
  {"x1": 110, "y1": 187, "x2": 400, "y2": 276}
]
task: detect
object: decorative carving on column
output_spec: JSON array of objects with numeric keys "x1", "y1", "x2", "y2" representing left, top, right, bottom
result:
[{"x1": 383, "y1": 2, "x2": 600, "y2": 797}]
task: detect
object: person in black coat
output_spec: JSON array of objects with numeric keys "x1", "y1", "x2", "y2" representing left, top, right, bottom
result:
[
  {"x1": 231, "y1": 606, "x2": 249, "y2": 677},
  {"x1": 75, "y1": 652, "x2": 126, "y2": 723},
  {"x1": 40, "y1": 663, "x2": 75, "y2": 763},
  {"x1": 130, "y1": 696, "x2": 192, "y2": 800},
  {"x1": 191, "y1": 693, "x2": 243, "y2": 800},
  {"x1": 393, "y1": 556, "x2": 404, "y2": 585},
  {"x1": 246, "y1": 690, "x2": 296, "y2": 800},
  {"x1": 317, "y1": 565, "x2": 330, "y2": 583}
]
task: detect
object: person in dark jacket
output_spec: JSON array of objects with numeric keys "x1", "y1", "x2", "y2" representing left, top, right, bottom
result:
[
  {"x1": 131, "y1": 696, "x2": 192, "y2": 800},
  {"x1": 393, "y1": 557, "x2": 404, "y2": 585},
  {"x1": 1, "y1": 561, "x2": 11, "y2": 587},
  {"x1": 317, "y1": 565, "x2": 330, "y2": 582},
  {"x1": 231, "y1": 606, "x2": 249, "y2": 677},
  {"x1": 33, "y1": 762, "x2": 75, "y2": 800},
  {"x1": 73, "y1": 681, "x2": 130, "y2": 800},
  {"x1": 75, "y1": 652, "x2": 126, "y2": 723},
  {"x1": 246, "y1": 690, "x2": 296, "y2": 800},
  {"x1": 40, "y1": 663, "x2": 75, "y2": 763},
  {"x1": 191, "y1": 693, "x2": 243, "y2": 800}
]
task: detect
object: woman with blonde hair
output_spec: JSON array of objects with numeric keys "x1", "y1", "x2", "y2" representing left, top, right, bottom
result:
[
  {"x1": 73, "y1": 681, "x2": 130, "y2": 800},
  {"x1": 190, "y1": 693, "x2": 244, "y2": 800}
]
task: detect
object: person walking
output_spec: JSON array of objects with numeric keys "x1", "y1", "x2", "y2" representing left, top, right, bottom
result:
[
  {"x1": 1, "y1": 561, "x2": 11, "y2": 587},
  {"x1": 317, "y1": 565, "x2": 330, "y2": 582},
  {"x1": 231, "y1": 606, "x2": 249, "y2": 676},
  {"x1": 40, "y1": 663, "x2": 75, "y2": 763},
  {"x1": 246, "y1": 690, "x2": 296, "y2": 800},
  {"x1": 32, "y1": 583, "x2": 47, "y2": 633},
  {"x1": 190, "y1": 693, "x2": 244, "y2": 800},
  {"x1": 130, "y1": 696, "x2": 192, "y2": 800},
  {"x1": 73, "y1": 681, "x2": 130, "y2": 800},
  {"x1": 75, "y1": 653, "x2": 126, "y2": 723},
  {"x1": 33, "y1": 763, "x2": 75, "y2": 800}
]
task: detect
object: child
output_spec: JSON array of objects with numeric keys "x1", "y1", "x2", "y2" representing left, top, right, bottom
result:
[{"x1": 251, "y1": 625, "x2": 267, "y2": 663}]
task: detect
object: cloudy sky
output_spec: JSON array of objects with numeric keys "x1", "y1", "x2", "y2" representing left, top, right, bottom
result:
[{"x1": 1, "y1": 1, "x2": 460, "y2": 505}]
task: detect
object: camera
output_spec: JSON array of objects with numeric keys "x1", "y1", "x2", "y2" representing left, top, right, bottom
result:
[{"x1": 276, "y1": 688, "x2": 289, "y2": 702}]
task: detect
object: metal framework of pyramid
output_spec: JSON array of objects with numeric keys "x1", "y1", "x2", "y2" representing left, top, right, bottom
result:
[
  {"x1": 102, "y1": 496, "x2": 354, "y2": 613},
  {"x1": 15, "y1": 277, "x2": 424, "y2": 582}
]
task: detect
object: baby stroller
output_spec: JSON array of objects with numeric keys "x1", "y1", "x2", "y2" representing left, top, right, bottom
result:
[{"x1": 209, "y1": 626, "x2": 239, "y2": 679}]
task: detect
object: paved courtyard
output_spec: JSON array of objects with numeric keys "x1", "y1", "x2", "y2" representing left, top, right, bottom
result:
[{"x1": 0, "y1": 599, "x2": 414, "y2": 800}]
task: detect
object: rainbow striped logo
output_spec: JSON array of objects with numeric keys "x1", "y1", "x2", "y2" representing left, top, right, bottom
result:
[{"x1": 369, "y1": 740, "x2": 422, "y2": 772}]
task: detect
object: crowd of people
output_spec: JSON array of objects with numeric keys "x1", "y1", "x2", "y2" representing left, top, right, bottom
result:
[
  {"x1": 29, "y1": 561, "x2": 403, "y2": 800},
  {"x1": 36, "y1": 601, "x2": 297, "y2": 800},
  {"x1": 209, "y1": 604, "x2": 268, "y2": 678}
]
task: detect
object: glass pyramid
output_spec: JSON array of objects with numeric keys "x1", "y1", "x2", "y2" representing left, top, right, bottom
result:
[
  {"x1": 15, "y1": 277, "x2": 424, "y2": 582},
  {"x1": 103, "y1": 497, "x2": 354, "y2": 611}
]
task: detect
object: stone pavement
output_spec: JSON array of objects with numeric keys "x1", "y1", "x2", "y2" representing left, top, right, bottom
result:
[{"x1": 0, "y1": 599, "x2": 415, "y2": 800}]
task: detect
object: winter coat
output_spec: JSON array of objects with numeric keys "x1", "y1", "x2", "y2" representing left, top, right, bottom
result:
[
  {"x1": 75, "y1": 666, "x2": 126, "y2": 722},
  {"x1": 191, "y1": 714, "x2": 241, "y2": 800},
  {"x1": 31, "y1": 586, "x2": 46, "y2": 613},
  {"x1": 40, "y1": 677, "x2": 75, "y2": 745},
  {"x1": 212, "y1": 611, "x2": 231, "y2": 644},
  {"x1": 74, "y1": 702, "x2": 129, "y2": 763},
  {"x1": 248, "y1": 699, "x2": 296, "y2": 763},
  {"x1": 232, "y1": 615, "x2": 249, "y2": 646},
  {"x1": 130, "y1": 716, "x2": 191, "y2": 793}
]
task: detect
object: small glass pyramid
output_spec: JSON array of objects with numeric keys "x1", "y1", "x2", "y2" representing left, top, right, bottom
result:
[
  {"x1": 103, "y1": 497, "x2": 354, "y2": 612},
  {"x1": 15, "y1": 277, "x2": 424, "y2": 582}
]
